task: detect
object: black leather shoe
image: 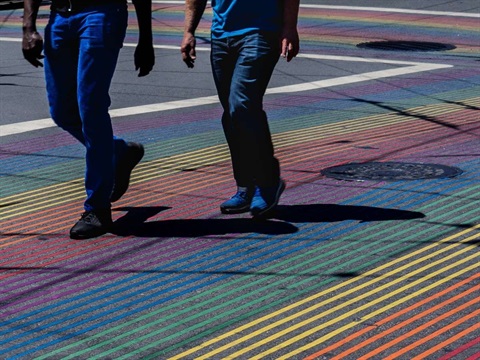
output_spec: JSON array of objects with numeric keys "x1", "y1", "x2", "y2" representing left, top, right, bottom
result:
[
  {"x1": 70, "y1": 210, "x2": 112, "y2": 240},
  {"x1": 111, "y1": 142, "x2": 144, "y2": 202}
]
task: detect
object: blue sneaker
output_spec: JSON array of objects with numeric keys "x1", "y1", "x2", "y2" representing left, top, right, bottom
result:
[
  {"x1": 250, "y1": 179, "x2": 286, "y2": 218},
  {"x1": 220, "y1": 187, "x2": 254, "y2": 214}
]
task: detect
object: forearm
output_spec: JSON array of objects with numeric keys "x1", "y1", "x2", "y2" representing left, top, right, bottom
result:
[
  {"x1": 132, "y1": 0, "x2": 153, "y2": 43},
  {"x1": 283, "y1": 0, "x2": 300, "y2": 30},
  {"x1": 184, "y1": 0, "x2": 207, "y2": 35},
  {"x1": 23, "y1": 0, "x2": 42, "y2": 33}
]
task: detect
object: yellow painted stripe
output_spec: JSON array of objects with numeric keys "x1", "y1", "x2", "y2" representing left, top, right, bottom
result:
[
  {"x1": 284, "y1": 270, "x2": 480, "y2": 359},
  {"x1": 1, "y1": 97, "x2": 478, "y2": 221},
  {"x1": 250, "y1": 255, "x2": 478, "y2": 359},
  {"x1": 3, "y1": 99, "x2": 476, "y2": 202},
  {"x1": 191, "y1": 246, "x2": 477, "y2": 359},
  {"x1": 0, "y1": 148, "x2": 230, "y2": 219},
  {"x1": 0, "y1": 172, "x2": 231, "y2": 248},
  {"x1": 168, "y1": 225, "x2": 480, "y2": 359}
]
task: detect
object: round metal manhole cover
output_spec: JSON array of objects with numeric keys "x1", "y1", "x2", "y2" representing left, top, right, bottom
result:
[
  {"x1": 322, "y1": 162, "x2": 462, "y2": 181},
  {"x1": 357, "y1": 41, "x2": 456, "y2": 52}
]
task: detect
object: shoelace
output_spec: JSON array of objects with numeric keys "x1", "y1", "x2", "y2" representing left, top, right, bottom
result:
[{"x1": 80, "y1": 211, "x2": 97, "y2": 222}]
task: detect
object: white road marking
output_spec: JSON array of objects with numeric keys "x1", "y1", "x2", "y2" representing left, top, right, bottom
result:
[
  {"x1": 299, "y1": 4, "x2": 480, "y2": 18},
  {"x1": 1, "y1": 0, "x2": 475, "y2": 18},
  {"x1": 150, "y1": 1, "x2": 480, "y2": 18},
  {"x1": 0, "y1": 37, "x2": 452, "y2": 137}
]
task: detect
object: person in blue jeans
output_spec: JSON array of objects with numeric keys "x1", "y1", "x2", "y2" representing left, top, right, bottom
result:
[
  {"x1": 22, "y1": 0, "x2": 155, "y2": 239},
  {"x1": 181, "y1": 0, "x2": 300, "y2": 217}
]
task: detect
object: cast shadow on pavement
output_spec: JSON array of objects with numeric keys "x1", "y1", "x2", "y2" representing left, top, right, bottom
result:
[
  {"x1": 111, "y1": 204, "x2": 424, "y2": 238},
  {"x1": 273, "y1": 204, "x2": 425, "y2": 223},
  {"x1": 112, "y1": 206, "x2": 298, "y2": 237}
]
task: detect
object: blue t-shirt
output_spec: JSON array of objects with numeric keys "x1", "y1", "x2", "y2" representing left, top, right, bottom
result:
[{"x1": 211, "y1": 0, "x2": 283, "y2": 39}]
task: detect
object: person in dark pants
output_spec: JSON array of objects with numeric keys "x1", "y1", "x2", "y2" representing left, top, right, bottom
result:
[
  {"x1": 22, "y1": 0, "x2": 155, "y2": 239},
  {"x1": 181, "y1": 0, "x2": 300, "y2": 218}
]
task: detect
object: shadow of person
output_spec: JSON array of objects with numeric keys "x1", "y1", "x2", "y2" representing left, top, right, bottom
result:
[
  {"x1": 113, "y1": 205, "x2": 170, "y2": 223},
  {"x1": 111, "y1": 206, "x2": 298, "y2": 237},
  {"x1": 273, "y1": 204, "x2": 425, "y2": 223}
]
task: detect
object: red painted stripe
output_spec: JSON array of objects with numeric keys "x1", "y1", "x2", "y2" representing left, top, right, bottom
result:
[{"x1": 305, "y1": 274, "x2": 479, "y2": 359}]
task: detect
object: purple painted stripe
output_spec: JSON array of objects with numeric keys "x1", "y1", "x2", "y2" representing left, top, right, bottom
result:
[
  {"x1": 0, "y1": 236, "x2": 224, "y2": 316},
  {"x1": 2, "y1": 68, "x2": 476, "y2": 162},
  {"x1": 0, "y1": 171, "x2": 357, "y2": 299},
  {"x1": 2, "y1": 112, "x2": 478, "y2": 311}
]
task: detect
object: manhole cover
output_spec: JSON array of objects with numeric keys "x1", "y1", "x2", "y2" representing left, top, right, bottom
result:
[
  {"x1": 322, "y1": 162, "x2": 462, "y2": 181},
  {"x1": 357, "y1": 41, "x2": 456, "y2": 52}
]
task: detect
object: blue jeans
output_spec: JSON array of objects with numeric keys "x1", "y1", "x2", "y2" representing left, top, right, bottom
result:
[
  {"x1": 43, "y1": 4, "x2": 128, "y2": 211},
  {"x1": 211, "y1": 32, "x2": 281, "y2": 188}
]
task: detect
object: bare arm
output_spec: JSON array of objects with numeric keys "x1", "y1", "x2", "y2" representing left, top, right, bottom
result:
[
  {"x1": 22, "y1": 0, "x2": 43, "y2": 67},
  {"x1": 132, "y1": 0, "x2": 155, "y2": 76},
  {"x1": 281, "y1": 0, "x2": 300, "y2": 62},
  {"x1": 180, "y1": 0, "x2": 207, "y2": 68}
]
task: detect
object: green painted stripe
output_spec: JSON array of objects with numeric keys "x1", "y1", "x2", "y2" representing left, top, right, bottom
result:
[
  {"x1": 2, "y1": 94, "x2": 478, "y2": 199},
  {"x1": 2, "y1": 99, "x2": 475, "y2": 220},
  {"x1": 128, "y1": 188, "x2": 480, "y2": 358},
  {"x1": 45, "y1": 182, "x2": 480, "y2": 358}
]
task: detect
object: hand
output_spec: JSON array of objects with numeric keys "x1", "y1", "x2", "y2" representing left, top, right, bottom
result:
[
  {"x1": 280, "y1": 28, "x2": 300, "y2": 62},
  {"x1": 134, "y1": 41, "x2": 155, "y2": 77},
  {"x1": 180, "y1": 32, "x2": 196, "y2": 68},
  {"x1": 22, "y1": 30, "x2": 44, "y2": 67}
]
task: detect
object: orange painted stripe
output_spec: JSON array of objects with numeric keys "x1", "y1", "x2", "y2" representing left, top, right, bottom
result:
[
  {"x1": 0, "y1": 161, "x2": 314, "y2": 279},
  {"x1": 1, "y1": 168, "x2": 223, "y2": 232},
  {"x1": 0, "y1": 176, "x2": 232, "y2": 279},
  {"x1": 0, "y1": 142, "x2": 471, "y2": 281},
  {"x1": 360, "y1": 301, "x2": 480, "y2": 359},
  {"x1": 304, "y1": 273, "x2": 480, "y2": 359},
  {"x1": 282, "y1": 109, "x2": 480, "y2": 168},
  {"x1": 396, "y1": 313, "x2": 480, "y2": 360},
  {"x1": 0, "y1": 173, "x2": 231, "y2": 276},
  {"x1": 0, "y1": 170, "x2": 227, "y2": 248},
  {"x1": 0, "y1": 161, "x2": 309, "y2": 273},
  {"x1": 1, "y1": 104, "x2": 478, "y2": 278},
  {"x1": 0, "y1": 126, "x2": 389, "y2": 247},
  {"x1": 2, "y1": 104, "x2": 477, "y2": 233},
  {"x1": 0, "y1": 136, "x2": 472, "y2": 255},
  {"x1": 333, "y1": 290, "x2": 478, "y2": 359}
]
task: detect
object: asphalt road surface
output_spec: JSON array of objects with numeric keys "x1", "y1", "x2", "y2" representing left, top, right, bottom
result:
[{"x1": 1, "y1": 1, "x2": 479, "y2": 358}]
